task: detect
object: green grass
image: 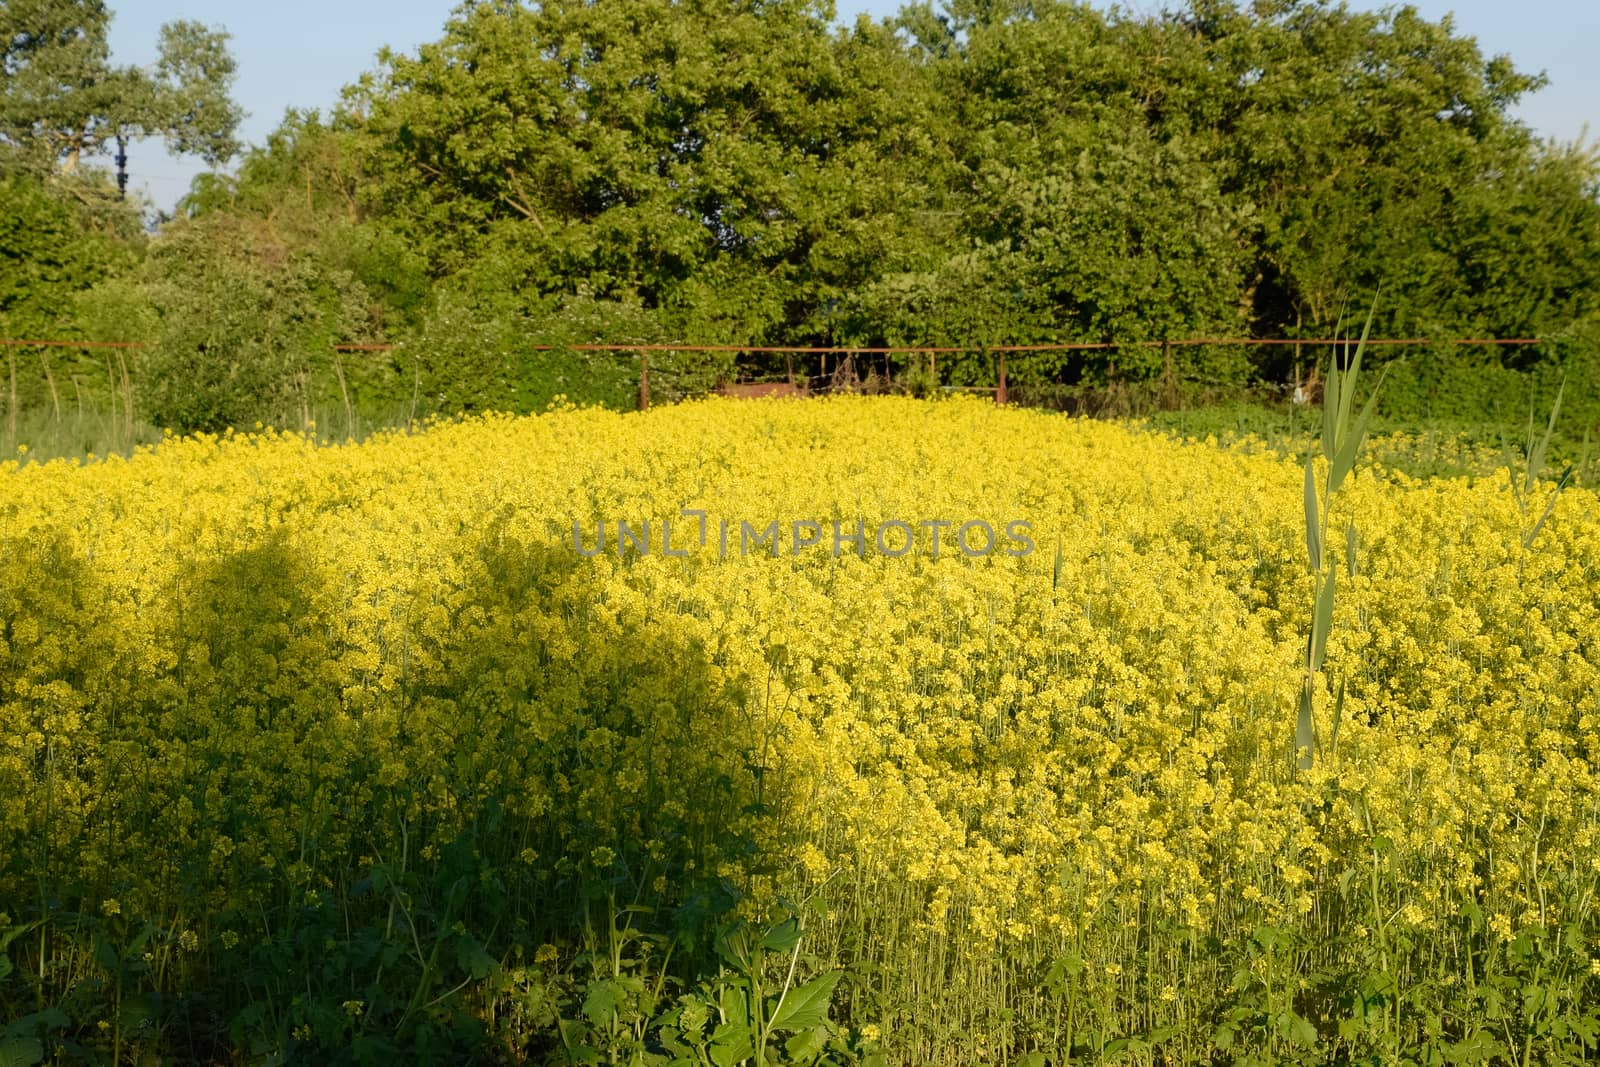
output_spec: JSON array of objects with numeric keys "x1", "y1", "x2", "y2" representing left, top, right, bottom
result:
[{"x1": 1134, "y1": 398, "x2": 1597, "y2": 484}]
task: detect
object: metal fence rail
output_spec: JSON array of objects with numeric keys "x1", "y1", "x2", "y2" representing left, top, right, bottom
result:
[{"x1": 0, "y1": 334, "x2": 1549, "y2": 411}]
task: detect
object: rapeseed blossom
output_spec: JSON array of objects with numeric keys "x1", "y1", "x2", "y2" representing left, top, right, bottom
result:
[{"x1": 1, "y1": 396, "x2": 1596, "y2": 1062}]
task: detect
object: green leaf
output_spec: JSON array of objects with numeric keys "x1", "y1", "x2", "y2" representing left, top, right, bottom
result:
[
  {"x1": 785, "y1": 1026, "x2": 829, "y2": 1063},
  {"x1": 1502, "y1": 434, "x2": 1524, "y2": 506},
  {"x1": 1446, "y1": 1031, "x2": 1505, "y2": 1065},
  {"x1": 1281, "y1": 1011, "x2": 1320, "y2": 1048},
  {"x1": 1523, "y1": 465, "x2": 1575, "y2": 549},
  {"x1": 769, "y1": 970, "x2": 842, "y2": 1032},
  {"x1": 1042, "y1": 952, "x2": 1083, "y2": 992},
  {"x1": 0, "y1": 922, "x2": 40, "y2": 953},
  {"x1": 717, "y1": 982, "x2": 748, "y2": 1027},
  {"x1": 1322, "y1": 362, "x2": 1340, "y2": 463},
  {"x1": 0, "y1": 1039, "x2": 44, "y2": 1067},
  {"x1": 1328, "y1": 365, "x2": 1386, "y2": 493},
  {"x1": 761, "y1": 915, "x2": 801, "y2": 954},
  {"x1": 1295, "y1": 684, "x2": 1315, "y2": 771},
  {"x1": 675, "y1": 993, "x2": 711, "y2": 1037},
  {"x1": 118, "y1": 994, "x2": 152, "y2": 1032},
  {"x1": 1525, "y1": 376, "x2": 1565, "y2": 498},
  {"x1": 1339, "y1": 302, "x2": 1376, "y2": 431},
  {"x1": 455, "y1": 936, "x2": 497, "y2": 980},
  {"x1": 1521, "y1": 983, "x2": 1550, "y2": 1024},
  {"x1": 2, "y1": 1009, "x2": 68, "y2": 1039},
  {"x1": 709, "y1": 1018, "x2": 754, "y2": 1067},
  {"x1": 1330, "y1": 676, "x2": 1346, "y2": 759},
  {"x1": 1303, "y1": 456, "x2": 1321, "y2": 572},
  {"x1": 1310, "y1": 570, "x2": 1336, "y2": 673},
  {"x1": 1016, "y1": 1054, "x2": 1048, "y2": 1067},
  {"x1": 716, "y1": 923, "x2": 754, "y2": 972},
  {"x1": 93, "y1": 932, "x2": 120, "y2": 974},
  {"x1": 582, "y1": 979, "x2": 620, "y2": 1027}
]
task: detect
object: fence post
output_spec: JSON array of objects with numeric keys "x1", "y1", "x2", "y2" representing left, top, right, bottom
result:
[
  {"x1": 996, "y1": 349, "x2": 1008, "y2": 405},
  {"x1": 1162, "y1": 338, "x2": 1176, "y2": 409},
  {"x1": 638, "y1": 350, "x2": 650, "y2": 411}
]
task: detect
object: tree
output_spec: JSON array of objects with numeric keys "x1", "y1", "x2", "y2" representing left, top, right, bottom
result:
[
  {"x1": 347, "y1": 0, "x2": 936, "y2": 345},
  {"x1": 117, "y1": 0, "x2": 1600, "y2": 420},
  {"x1": 0, "y1": 171, "x2": 128, "y2": 430},
  {"x1": 0, "y1": 0, "x2": 242, "y2": 184}
]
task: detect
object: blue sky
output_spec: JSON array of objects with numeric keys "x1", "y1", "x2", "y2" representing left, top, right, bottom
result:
[{"x1": 106, "y1": 0, "x2": 1599, "y2": 214}]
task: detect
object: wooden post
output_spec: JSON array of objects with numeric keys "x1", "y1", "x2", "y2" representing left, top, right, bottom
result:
[
  {"x1": 6, "y1": 348, "x2": 16, "y2": 444},
  {"x1": 638, "y1": 350, "x2": 650, "y2": 411},
  {"x1": 785, "y1": 351, "x2": 794, "y2": 387},
  {"x1": 1162, "y1": 338, "x2": 1176, "y2": 410},
  {"x1": 996, "y1": 349, "x2": 1008, "y2": 405}
]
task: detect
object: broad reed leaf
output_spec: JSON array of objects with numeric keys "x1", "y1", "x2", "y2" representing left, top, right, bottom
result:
[
  {"x1": 1304, "y1": 457, "x2": 1321, "y2": 572},
  {"x1": 1330, "y1": 677, "x2": 1346, "y2": 760},
  {"x1": 1311, "y1": 570, "x2": 1335, "y2": 673},
  {"x1": 1296, "y1": 684, "x2": 1315, "y2": 771},
  {"x1": 1525, "y1": 377, "x2": 1565, "y2": 498},
  {"x1": 1322, "y1": 363, "x2": 1339, "y2": 463},
  {"x1": 1339, "y1": 303, "x2": 1376, "y2": 430},
  {"x1": 1329, "y1": 365, "x2": 1387, "y2": 493},
  {"x1": 1524, "y1": 465, "x2": 1575, "y2": 549}
]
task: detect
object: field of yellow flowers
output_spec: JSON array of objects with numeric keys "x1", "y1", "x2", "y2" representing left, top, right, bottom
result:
[{"x1": 2, "y1": 395, "x2": 1598, "y2": 1065}]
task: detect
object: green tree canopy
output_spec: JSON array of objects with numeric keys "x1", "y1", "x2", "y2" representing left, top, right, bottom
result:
[
  {"x1": 0, "y1": 0, "x2": 242, "y2": 178},
  {"x1": 10, "y1": 0, "x2": 1598, "y2": 430}
]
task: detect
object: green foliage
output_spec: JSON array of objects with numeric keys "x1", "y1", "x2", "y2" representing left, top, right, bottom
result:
[
  {"x1": 344, "y1": 0, "x2": 921, "y2": 343},
  {"x1": 512, "y1": 906, "x2": 875, "y2": 1067},
  {"x1": 0, "y1": 173, "x2": 136, "y2": 439},
  {"x1": 0, "y1": 175, "x2": 125, "y2": 337},
  {"x1": 406, "y1": 285, "x2": 651, "y2": 416},
  {"x1": 134, "y1": 217, "x2": 376, "y2": 432}
]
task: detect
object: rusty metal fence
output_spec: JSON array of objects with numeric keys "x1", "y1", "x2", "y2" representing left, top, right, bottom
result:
[{"x1": 0, "y1": 335, "x2": 1547, "y2": 412}]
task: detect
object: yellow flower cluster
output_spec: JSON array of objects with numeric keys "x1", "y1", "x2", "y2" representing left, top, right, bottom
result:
[{"x1": 2, "y1": 395, "x2": 1596, "y2": 1061}]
